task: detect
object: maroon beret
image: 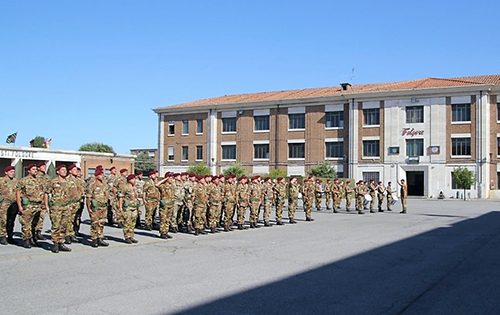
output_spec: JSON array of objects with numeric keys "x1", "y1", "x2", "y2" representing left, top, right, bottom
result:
[
  {"x1": 5, "y1": 166, "x2": 15, "y2": 172},
  {"x1": 149, "y1": 170, "x2": 156, "y2": 176},
  {"x1": 127, "y1": 174, "x2": 135, "y2": 181},
  {"x1": 135, "y1": 170, "x2": 143, "y2": 176},
  {"x1": 95, "y1": 169, "x2": 104, "y2": 176},
  {"x1": 264, "y1": 177, "x2": 271, "y2": 181},
  {"x1": 27, "y1": 163, "x2": 37, "y2": 170},
  {"x1": 327, "y1": 179, "x2": 331, "y2": 182},
  {"x1": 109, "y1": 166, "x2": 115, "y2": 171},
  {"x1": 56, "y1": 164, "x2": 67, "y2": 172},
  {"x1": 120, "y1": 168, "x2": 128, "y2": 173},
  {"x1": 37, "y1": 162, "x2": 46, "y2": 168},
  {"x1": 68, "y1": 164, "x2": 77, "y2": 171}
]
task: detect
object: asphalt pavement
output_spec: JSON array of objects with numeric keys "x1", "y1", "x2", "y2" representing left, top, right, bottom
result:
[{"x1": 1, "y1": 199, "x2": 500, "y2": 315}]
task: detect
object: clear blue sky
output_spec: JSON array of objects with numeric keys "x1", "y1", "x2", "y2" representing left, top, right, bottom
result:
[{"x1": 1, "y1": 0, "x2": 499, "y2": 154}]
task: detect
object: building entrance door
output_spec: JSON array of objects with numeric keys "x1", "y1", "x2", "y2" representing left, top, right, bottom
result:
[{"x1": 406, "y1": 171, "x2": 424, "y2": 196}]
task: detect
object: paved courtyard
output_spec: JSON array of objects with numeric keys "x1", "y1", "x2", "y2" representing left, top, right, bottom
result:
[{"x1": 1, "y1": 199, "x2": 500, "y2": 314}]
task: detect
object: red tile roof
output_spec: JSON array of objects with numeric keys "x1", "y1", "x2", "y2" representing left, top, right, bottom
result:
[{"x1": 157, "y1": 74, "x2": 500, "y2": 110}]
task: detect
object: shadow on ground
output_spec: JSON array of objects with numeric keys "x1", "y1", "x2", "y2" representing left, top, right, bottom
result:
[{"x1": 172, "y1": 211, "x2": 500, "y2": 315}]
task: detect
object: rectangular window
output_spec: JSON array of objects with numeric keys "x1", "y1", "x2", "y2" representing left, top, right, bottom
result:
[
  {"x1": 326, "y1": 142, "x2": 344, "y2": 158},
  {"x1": 222, "y1": 145, "x2": 236, "y2": 160},
  {"x1": 452, "y1": 104, "x2": 471, "y2": 122},
  {"x1": 182, "y1": 146, "x2": 188, "y2": 160},
  {"x1": 363, "y1": 108, "x2": 380, "y2": 126},
  {"x1": 498, "y1": 138, "x2": 500, "y2": 156},
  {"x1": 325, "y1": 111, "x2": 344, "y2": 128},
  {"x1": 222, "y1": 118, "x2": 237, "y2": 132},
  {"x1": 363, "y1": 140, "x2": 380, "y2": 157},
  {"x1": 182, "y1": 120, "x2": 189, "y2": 134},
  {"x1": 254, "y1": 115, "x2": 270, "y2": 131},
  {"x1": 288, "y1": 143, "x2": 305, "y2": 159},
  {"x1": 498, "y1": 103, "x2": 500, "y2": 121},
  {"x1": 196, "y1": 145, "x2": 203, "y2": 160},
  {"x1": 452, "y1": 138, "x2": 471, "y2": 156},
  {"x1": 168, "y1": 121, "x2": 175, "y2": 136},
  {"x1": 406, "y1": 139, "x2": 424, "y2": 156},
  {"x1": 254, "y1": 144, "x2": 269, "y2": 159},
  {"x1": 289, "y1": 113, "x2": 305, "y2": 130},
  {"x1": 406, "y1": 106, "x2": 424, "y2": 123},
  {"x1": 196, "y1": 119, "x2": 203, "y2": 134},
  {"x1": 167, "y1": 146, "x2": 174, "y2": 161},
  {"x1": 362, "y1": 172, "x2": 379, "y2": 183}
]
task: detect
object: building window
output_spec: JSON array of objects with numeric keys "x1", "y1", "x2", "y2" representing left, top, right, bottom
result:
[
  {"x1": 363, "y1": 172, "x2": 379, "y2": 183},
  {"x1": 182, "y1": 120, "x2": 189, "y2": 135},
  {"x1": 363, "y1": 108, "x2": 380, "y2": 126},
  {"x1": 406, "y1": 106, "x2": 424, "y2": 123},
  {"x1": 196, "y1": 145, "x2": 203, "y2": 160},
  {"x1": 288, "y1": 143, "x2": 305, "y2": 159},
  {"x1": 222, "y1": 145, "x2": 236, "y2": 160},
  {"x1": 363, "y1": 140, "x2": 380, "y2": 157},
  {"x1": 254, "y1": 115, "x2": 270, "y2": 131},
  {"x1": 452, "y1": 104, "x2": 471, "y2": 122},
  {"x1": 196, "y1": 119, "x2": 203, "y2": 134},
  {"x1": 325, "y1": 111, "x2": 344, "y2": 128},
  {"x1": 289, "y1": 114, "x2": 305, "y2": 130},
  {"x1": 254, "y1": 144, "x2": 269, "y2": 159},
  {"x1": 406, "y1": 139, "x2": 424, "y2": 156},
  {"x1": 168, "y1": 121, "x2": 175, "y2": 136},
  {"x1": 452, "y1": 138, "x2": 471, "y2": 156},
  {"x1": 167, "y1": 146, "x2": 174, "y2": 161},
  {"x1": 498, "y1": 138, "x2": 500, "y2": 156},
  {"x1": 222, "y1": 118, "x2": 237, "y2": 132},
  {"x1": 182, "y1": 146, "x2": 188, "y2": 160},
  {"x1": 326, "y1": 141, "x2": 344, "y2": 158},
  {"x1": 497, "y1": 103, "x2": 500, "y2": 121}
]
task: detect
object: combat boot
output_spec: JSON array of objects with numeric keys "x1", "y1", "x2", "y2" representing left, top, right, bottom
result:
[
  {"x1": 264, "y1": 222, "x2": 271, "y2": 227},
  {"x1": 160, "y1": 234, "x2": 169, "y2": 239},
  {"x1": 224, "y1": 226, "x2": 230, "y2": 232},
  {"x1": 91, "y1": 239, "x2": 99, "y2": 248},
  {"x1": 30, "y1": 237, "x2": 37, "y2": 246},
  {"x1": 130, "y1": 237, "x2": 138, "y2": 243},
  {"x1": 249, "y1": 222, "x2": 255, "y2": 229},
  {"x1": 194, "y1": 229, "x2": 200, "y2": 236},
  {"x1": 35, "y1": 230, "x2": 44, "y2": 240},
  {"x1": 70, "y1": 235, "x2": 79, "y2": 243},
  {"x1": 276, "y1": 221, "x2": 284, "y2": 225},
  {"x1": 23, "y1": 239, "x2": 31, "y2": 249},
  {"x1": 200, "y1": 229, "x2": 207, "y2": 235},
  {"x1": 358, "y1": 210, "x2": 364, "y2": 214},
  {"x1": 97, "y1": 238, "x2": 109, "y2": 246},
  {"x1": 0, "y1": 236, "x2": 7, "y2": 245},
  {"x1": 125, "y1": 238, "x2": 133, "y2": 244},
  {"x1": 58, "y1": 243, "x2": 72, "y2": 252},
  {"x1": 254, "y1": 223, "x2": 260, "y2": 228},
  {"x1": 237, "y1": 224, "x2": 244, "y2": 230},
  {"x1": 64, "y1": 236, "x2": 72, "y2": 244},
  {"x1": 51, "y1": 242, "x2": 59, "y2": 253},
  {"x1": 7, "y1": 236, "x2": 16, "y2": 244}
]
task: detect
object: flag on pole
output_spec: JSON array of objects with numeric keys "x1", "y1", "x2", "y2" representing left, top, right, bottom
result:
[{"x1": 6, "y1": 132, "x2": 17, "y2": 144}]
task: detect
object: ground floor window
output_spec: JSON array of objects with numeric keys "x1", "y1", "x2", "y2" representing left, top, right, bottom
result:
[{"x1": 362, "y1": 172, "x2": 379, "y2": 183}]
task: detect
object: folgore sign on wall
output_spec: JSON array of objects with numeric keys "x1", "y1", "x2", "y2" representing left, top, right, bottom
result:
[{"x1": 402, "y1": 128, "x2": 424, "y2": 137}]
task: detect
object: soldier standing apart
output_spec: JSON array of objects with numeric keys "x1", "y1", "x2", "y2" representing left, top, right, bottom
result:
[
  {"x1": 118, "y1": 174, "x2": 139, "y2": 244},
  {"x1": 314, "y1": 179, "x2": 323, "y2": 210},
  {"x1": 193, "y1": 175, "x2": 209, "y2": 235},
  {"x1": 16, "y1": 164, "x2": 45, "y2": 248},
  {"x1": 288, "y1": 177, "x2": 299, "y2": 224},
  {"x1": 0, "y1": 166, "x2": 18, "y2": 245},
  {"x1": 355, "y1": 180, "x2": 366, "y2": 214},
  {"x1": 156, "y1": 173, "x2": 174, "y2": 239},
  {"x1": 45, "y1": 165, "x2": 72, "y2": 253},
  {"x1": 248, "y1": 176, "x2": 262, "y2": 228},
  {"x1": 344, "y1": 180, "x2": 353, "y2": 211},
  {"x1": 398, "y1": 179, "x2": 408, "y2": 214},
  {"x1": 386, "y1": 182, "x2": 395, "y2": 211},
  {"x1": 134, "y1": 170, "x2": 145, "y2": 228},
  {"x1": 368, "y1": 179, "x2": 378, "y2": 213},
  {"x1": 262, "y1": 177, "x2": 274, "y2": 227},
  {"x1": 85, "y1": 168, "x2": 110, "y2": 247},
  {"x1": 222, "y1": 175, "x2": 236, "y2": 231},
  {"x1": 235, "y1": 176, "x2": 249, "y2": 230},
  {"x1": 65, "y1": 164, "x2": 84, "y2": 244},
  {"x1": 34, "y1": 162, "x2": 49, "y2": 240},
  {"x1": 324, "y1": 179, "x2": 332, "y2": 210},
  {"x1": 143, "y1": 170, "x2": 160, "y2": 230},
  {"x1": 273, "y1": 177, "x2": 287, "y2": 225},
  {"x1": 377, "y1": 181, "x2": 386, "y2": 212}
]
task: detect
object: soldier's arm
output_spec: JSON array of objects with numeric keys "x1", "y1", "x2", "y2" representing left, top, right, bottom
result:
[
  {"x1": 16, "y1": 190, "x2": 24, "y2": 215},
  {"x1": 44, "y1": 192, "x2": 50, "y2": 212},
  {"x1": 118, "y1": 197, "x2": 123, "y2": 213}
]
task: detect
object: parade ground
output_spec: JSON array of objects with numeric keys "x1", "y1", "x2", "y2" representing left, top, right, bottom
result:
[{"x1": 1, "y1": 199, "x2": 500, "y2": 314}]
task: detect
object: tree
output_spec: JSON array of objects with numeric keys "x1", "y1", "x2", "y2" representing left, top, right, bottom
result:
[
  {"x1": 30, "y1": 136, "x2": 51, "y2": 148},
  {"x1": 266, "y1": 168, "x2": 287, "y2": 179},
  {"x1": 187, "y1": 163, "x2": 211, "y2": 175},
  {"x1": 309, "y1": 162, "x2": 337, "y2": 178},
  {"x1": 222, "y1": 163, "x2": 246, "y2": 178},
  {"x1": 78, "y1": 142, "x2": 115, "y2": 154},
  {"x1": 452, "y1": 167, "x2": 476, "y2": 200},
  {"x1": 134, "y1": 152, "x2": 156, "y2": 173}
]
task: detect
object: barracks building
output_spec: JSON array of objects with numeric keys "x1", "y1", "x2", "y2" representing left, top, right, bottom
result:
[{"x1": 153, "y1": 74, "x2": 500, "y2": 199}]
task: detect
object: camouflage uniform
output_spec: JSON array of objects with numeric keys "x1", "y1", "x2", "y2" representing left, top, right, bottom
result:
[
  {"x1": 119, "y1": 184, "x2": 139, "y2": 239},
  {"x1": 193, "y1": 183, "x2": 208, "y2": 231},
  {"x1": 114, "y1": 176, "x2": 127, "y2": 224},
  {"x1": 35, "y1": 172, "x2": 50, "y2": 233},
  {"x1": 183, "y1": 180, "x2": 195, "y2": 229},
  {"x1": 386, "y1": 184, "x2": 395, "y2": 211},
  {"x1": 106, "y1": 173, "x2": 119, "y2": 224},
  {"x1": 377, "y1": 184, "x2": 385, "y2": 211},
  {"x1": 235, "y1": 182, "x2": 249, "y2": 225},
  {"x1": 46, "y1": 177, "x2": 71, "y2": 244},
  {"x1": 288, "y1": 182, "x2": 300, "y2": 222},
  {"x1": 368, "y1": 182, "x2": 377, "y2": 212},
  {"x1": 208, "y1": 183, "x2": 222, "y2": 229},
  {"x1": 331, "y1": 182, "x2": 341, "y2": 212},
  {"x1": 355, "y1": 184, "x2": 365, "y2": 212},
  {"x1": 223, "y1": 180, "x2": 236, "y2": 229},
  {"x1": 303, "y1": 181, "x2": 315, "y2": 219},
  {"x1": 324, "y1": 180, "x2": 333, "y2": 210},
  {"x1": 273, "y1": 181, "x2": 286, "y2": 223},
  {"x1": 399, "y1": 181, "x2": 408, "y2": 212},
  {"x1": 66, "y1": 174, "x2": 85, "y2": 238},
  {"x1": 158, "y1": 182, "x2": 174, "y2": 235},
  {"x1": 172, "y1": 180, "x2": 185, "y2": 228},
  {"x1": 17, "y1": 174, "x2": 45, "y2": 241},
  {"x1": 314, "y1": 181, "x2": 323, "y2": 210},
  {"x1": 0, "y1": 175, "x2": 18, "y2": 239},
  {"x1": 344, "y1": 184, "x2": 354, "y2": 211},
  {"x1": 135, "y1": 177, "x2": 145, "y2": 226},
  {"x1": 262, "y1": 181, "x2": 274, "y2": 225},
  {"x1": 248, "y1": 182, "x2": 262, "y2": 226},
  {"x1": 143, "y1": 179, "x2": 160, "y2": 228},
  {"x1": 86, "y1": 178, "x2": 109, "y2": 241}
]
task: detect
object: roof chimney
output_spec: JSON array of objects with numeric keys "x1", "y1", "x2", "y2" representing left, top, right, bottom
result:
[{"x1": 340, "y1": 83, "x2": 351, "y2": 91}]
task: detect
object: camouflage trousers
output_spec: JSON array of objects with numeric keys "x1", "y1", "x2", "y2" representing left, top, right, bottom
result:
[
  {"x1": 345, "y1": 196, "x2": 352, "y2": 210},
  {"x1": 19, "y1": 204, "x2": 42, "y2": 240},
  {"x1": 35, "y1": 204, "x2": 47, "y2": 232},
  {"x1": 183, "y1": 202, "x2": 194, "y2": 227},
  {"x1": 275, "y1": 199, "x2": 285, "y2": 222},
  {"x1": 159, "y1": 205, "x2": 173, "y2": 235},
  {"x1": 333, "y1": 195, "x2": 340, "y2": 211},
  {"x1": 387, "y1": 195, "x2": 393, "y2": 210},
  {"x1": 401, "y1": 197, "x2": 407, "y2": 211},
  {"x1": 144, "y1": 200, "x2": 159, "y2": 227},
  {"x1": 0, "y1": 201, "x2": 14, "y2": 237},
  {"x1": 194, "y1": 204, "x2": 207, "y2": 230},
  {"x1": 303, "y1": 197, "x2": 313, "y2": 218},
  {"x1": 288, "y1": 200, "x2": 297, "y2": 219},
  {"x1": 172, "y1": 202, "x2": 183, "y2": 226},
  {"x1": 110, "y1": 198, "x2": 123, "y2": 224},
  {"x1": 90, "y1": 206, "x2": 107, "y2": 240},
  {"x1": 208, "y1": 203, "x2": 221, "y2": 228},
  {"x1": 315, "y1": 194, "x2": 322, "y2": 209},
  {"x1": 121, "y1": 208, "x2": 137, "y2": 239},
  {"x1": 249, "y1": 202, "x2": 260, "y2": 223},
  {"x1": 263, "y1": 200, "x2": 273, "y2": 223},
  {"x1": 370, "y1": 193, "x2": 376, "y2": 210},
  {"x1": 325, "y1": 193, "x2": 332, "y2": 209},
  {"x1": 356, "y1": 196, "x2": 364, "y2": 211},
  {"x1": 378, "y1": 196, "x2": 384, "y2": 210},
  {"x1": 223, "y1": 201, "x2": 235, "y2": 227},
  {"x1": 237, "y1": 204, "x2": 247, "y2": 225},
  {"x1": 50, "y1": 205, "x2": 71, "y2": 243},
  {"x1": 65, "y1": 202, "x2": 80, "y2": 237}
]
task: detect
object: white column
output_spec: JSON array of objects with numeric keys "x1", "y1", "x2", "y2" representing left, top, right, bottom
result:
[{"x1": 207, "y1": 110, "x2": 218, "y2": 175}]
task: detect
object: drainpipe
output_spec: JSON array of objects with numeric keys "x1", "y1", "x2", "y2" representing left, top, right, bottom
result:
[{"x1": 477, "y1": 91, "x2": 483, "y2": 198}]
